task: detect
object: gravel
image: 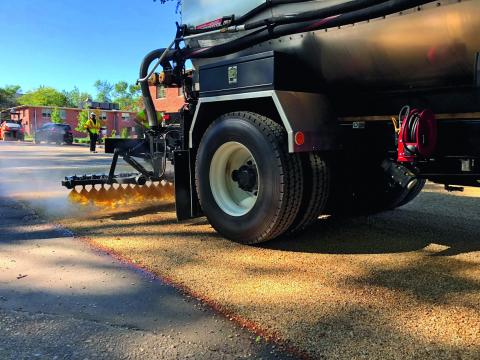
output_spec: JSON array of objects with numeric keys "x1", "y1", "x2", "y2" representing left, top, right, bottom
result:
[
  {"x1": 2, "y1": 143, "x2": 479, "y2": 359},
  {"x1": 61, "y1": 184, "x2": 480, "y2": 359}
]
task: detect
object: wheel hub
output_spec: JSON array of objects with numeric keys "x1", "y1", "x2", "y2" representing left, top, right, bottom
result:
[
  {"x1": 231, "y1": 163, "x2": 257, "y2": 192},
  {"x1": 209, "y1": 142, "x2": 260, "y2": 217}
]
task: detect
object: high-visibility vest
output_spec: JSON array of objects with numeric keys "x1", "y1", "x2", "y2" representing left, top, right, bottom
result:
[{"x1": 85, "y1": 119, "x2": 101, "y2": 134}]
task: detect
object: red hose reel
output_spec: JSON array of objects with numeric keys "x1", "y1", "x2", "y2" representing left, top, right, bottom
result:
[{"x1": 397, "y1": 108, "x2": 437, "y2": 163}]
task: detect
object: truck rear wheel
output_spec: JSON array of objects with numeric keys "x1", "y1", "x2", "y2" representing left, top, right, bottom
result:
[
  {"x1": 288, "y1": 153, "x2": 331, "y2": 233},
  {"x1": 195, "y1": 112, "x2": 303, "y2": 244}
]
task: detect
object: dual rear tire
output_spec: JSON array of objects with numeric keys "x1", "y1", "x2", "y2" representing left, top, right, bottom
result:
[
  {"x1": 195, "y1": 112, "x2": 424, "y2": 244},
  {"x1": 195, "y1": 112, "x2": 330, "y2": 244}
]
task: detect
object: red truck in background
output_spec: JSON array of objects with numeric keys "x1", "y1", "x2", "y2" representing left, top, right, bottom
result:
[{"x1": 0, "y1": 120, "x2": 24, "y2": 141}]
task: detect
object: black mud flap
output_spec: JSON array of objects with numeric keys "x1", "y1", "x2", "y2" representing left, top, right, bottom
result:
[{"x1": 174, "y1": 150, "x2": 203, "y2": 221}]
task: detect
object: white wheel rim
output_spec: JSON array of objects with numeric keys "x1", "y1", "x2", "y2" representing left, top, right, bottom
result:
[{"x1": 209, "y1": 141, "x2": 259, "y2": 217}]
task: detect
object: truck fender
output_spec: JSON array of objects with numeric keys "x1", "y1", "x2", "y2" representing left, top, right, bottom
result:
[{"x1": 188, "y1": 90, "x2": 338, "y2": 153}]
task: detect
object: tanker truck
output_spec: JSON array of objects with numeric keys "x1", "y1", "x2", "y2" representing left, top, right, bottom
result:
[{"x1": 63, "y1": 0, "x2": 480, "y2": 244}]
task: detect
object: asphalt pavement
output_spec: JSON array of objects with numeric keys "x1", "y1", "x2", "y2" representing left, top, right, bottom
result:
[{"x1": 0, "y1": 142, "x2": 293, "y2": 360}]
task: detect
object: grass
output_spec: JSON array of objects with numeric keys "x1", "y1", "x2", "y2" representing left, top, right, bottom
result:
[
  {"x1": 74, "y1": 137, "x2": 90, "y2": 144},
  {"x1": 74, "y1": 137, "x2": 108, "y2": 144},
  {"x1": 23, "y1": 135, "x2": 34, "y2": 142}
]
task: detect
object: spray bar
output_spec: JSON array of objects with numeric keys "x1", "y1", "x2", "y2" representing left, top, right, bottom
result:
[{"x1": 62, "y1": 173, "x2": 144, "y2": 190}]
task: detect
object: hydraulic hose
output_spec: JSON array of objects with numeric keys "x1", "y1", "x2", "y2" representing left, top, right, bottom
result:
[
  {"x1": 183, "y1": 0, "x2": 316, "y2": 35},
  {"x1": 307, "y1": 0, "x2": 430, "y2": 29},
  {"x1": 234, "y1": 0, "x2": 317, "y2": 25},
  {"x1": 182, "y1": 0, "x2": 434, "y2": 59},
  {"x1": 243, "y1": 0, "x2": 389, "y2": 30},
  {"x1": 139, "y1": 48, "x2": 174, "y2": 128}
]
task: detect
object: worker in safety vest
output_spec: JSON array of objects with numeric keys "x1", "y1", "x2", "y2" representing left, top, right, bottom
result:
[{"x1": 85, "y1": 113, "x2": 101, "y2": 153}]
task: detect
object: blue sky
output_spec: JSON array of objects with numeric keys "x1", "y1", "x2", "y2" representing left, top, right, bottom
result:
[{"x1": 0, "y1": 0, "x2": 180, "y2": 95}]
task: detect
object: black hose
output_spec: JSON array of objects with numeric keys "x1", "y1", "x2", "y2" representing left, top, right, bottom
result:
[
  {"x1": 183, "y1": 0, "x2": 433, "y2": 59},
  {"x1": 183, "y1": 0, "x2": 316, "y2": 35},
  {"x1": 139, "y1": 48, "x2": 173, "y2": 128},
  {"x1": 244, "y1": 0, "x2": 389, "y2": 30},
  {"x1": 402, "y1": 110, "x2": 420, "y2": 154},
  {"x1": 235, "y1": 0, "x2": 316, "y2": 25},
  {"x1": 408, "y1": 112, "x2": 420, "y2": 143},
  {"x1": 312, "y1": 0, "x2": 430, "y2": 29}
]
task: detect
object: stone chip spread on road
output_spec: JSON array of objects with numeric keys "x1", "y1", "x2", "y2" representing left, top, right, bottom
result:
[
  {"x1": 62, "y1": 184, "x2": 480, "y2": 359},
  {"x1": 1, "y1": 143, "x2": 480, "y2": 359}
]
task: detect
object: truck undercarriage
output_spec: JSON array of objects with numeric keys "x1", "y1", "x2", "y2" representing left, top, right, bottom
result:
[{"x1": 63, "y1": 0, "x2": 480, "y2": 243}]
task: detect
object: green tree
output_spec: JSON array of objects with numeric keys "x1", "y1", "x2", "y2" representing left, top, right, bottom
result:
[
  {"x1": 114, "y1": 81, "x2": 129, "y2": 95},
  {"x1": 113, "y1": 81, "x2": 129, "y2": 109},
  {"x1": 18, "y1": 86, "x2": 67, "y2": 107},
  {"x1": 112, "y1": 81, "x2": 142, "y2": 111},
  {"x1": 136, "y1": 110, "x2": 146, "y2": 123},
  {"x1": 63, "y1": 86, "x2": 92, "y2": 108},
  {"x1": 0, "y1": 85, "x2": 21, "y2": 110},
  {"x1": 129, "y1": 83, "x2": 141, "y2": 96},
  {"x1": 94, "y1": 80, "x2": 114, "y2": 103},
  {"x1": 91, "y1": 80, "x2": 141, "y2": 110},
  {"x1": 76, "y1": 109, "x2": 90, "y2": 133},
  {"x1": 136, "y1": 109, "x2": 163, "y2": 127},
  {"x1": 51, "y1": 107, "x2": 63, "y2": 124}
]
